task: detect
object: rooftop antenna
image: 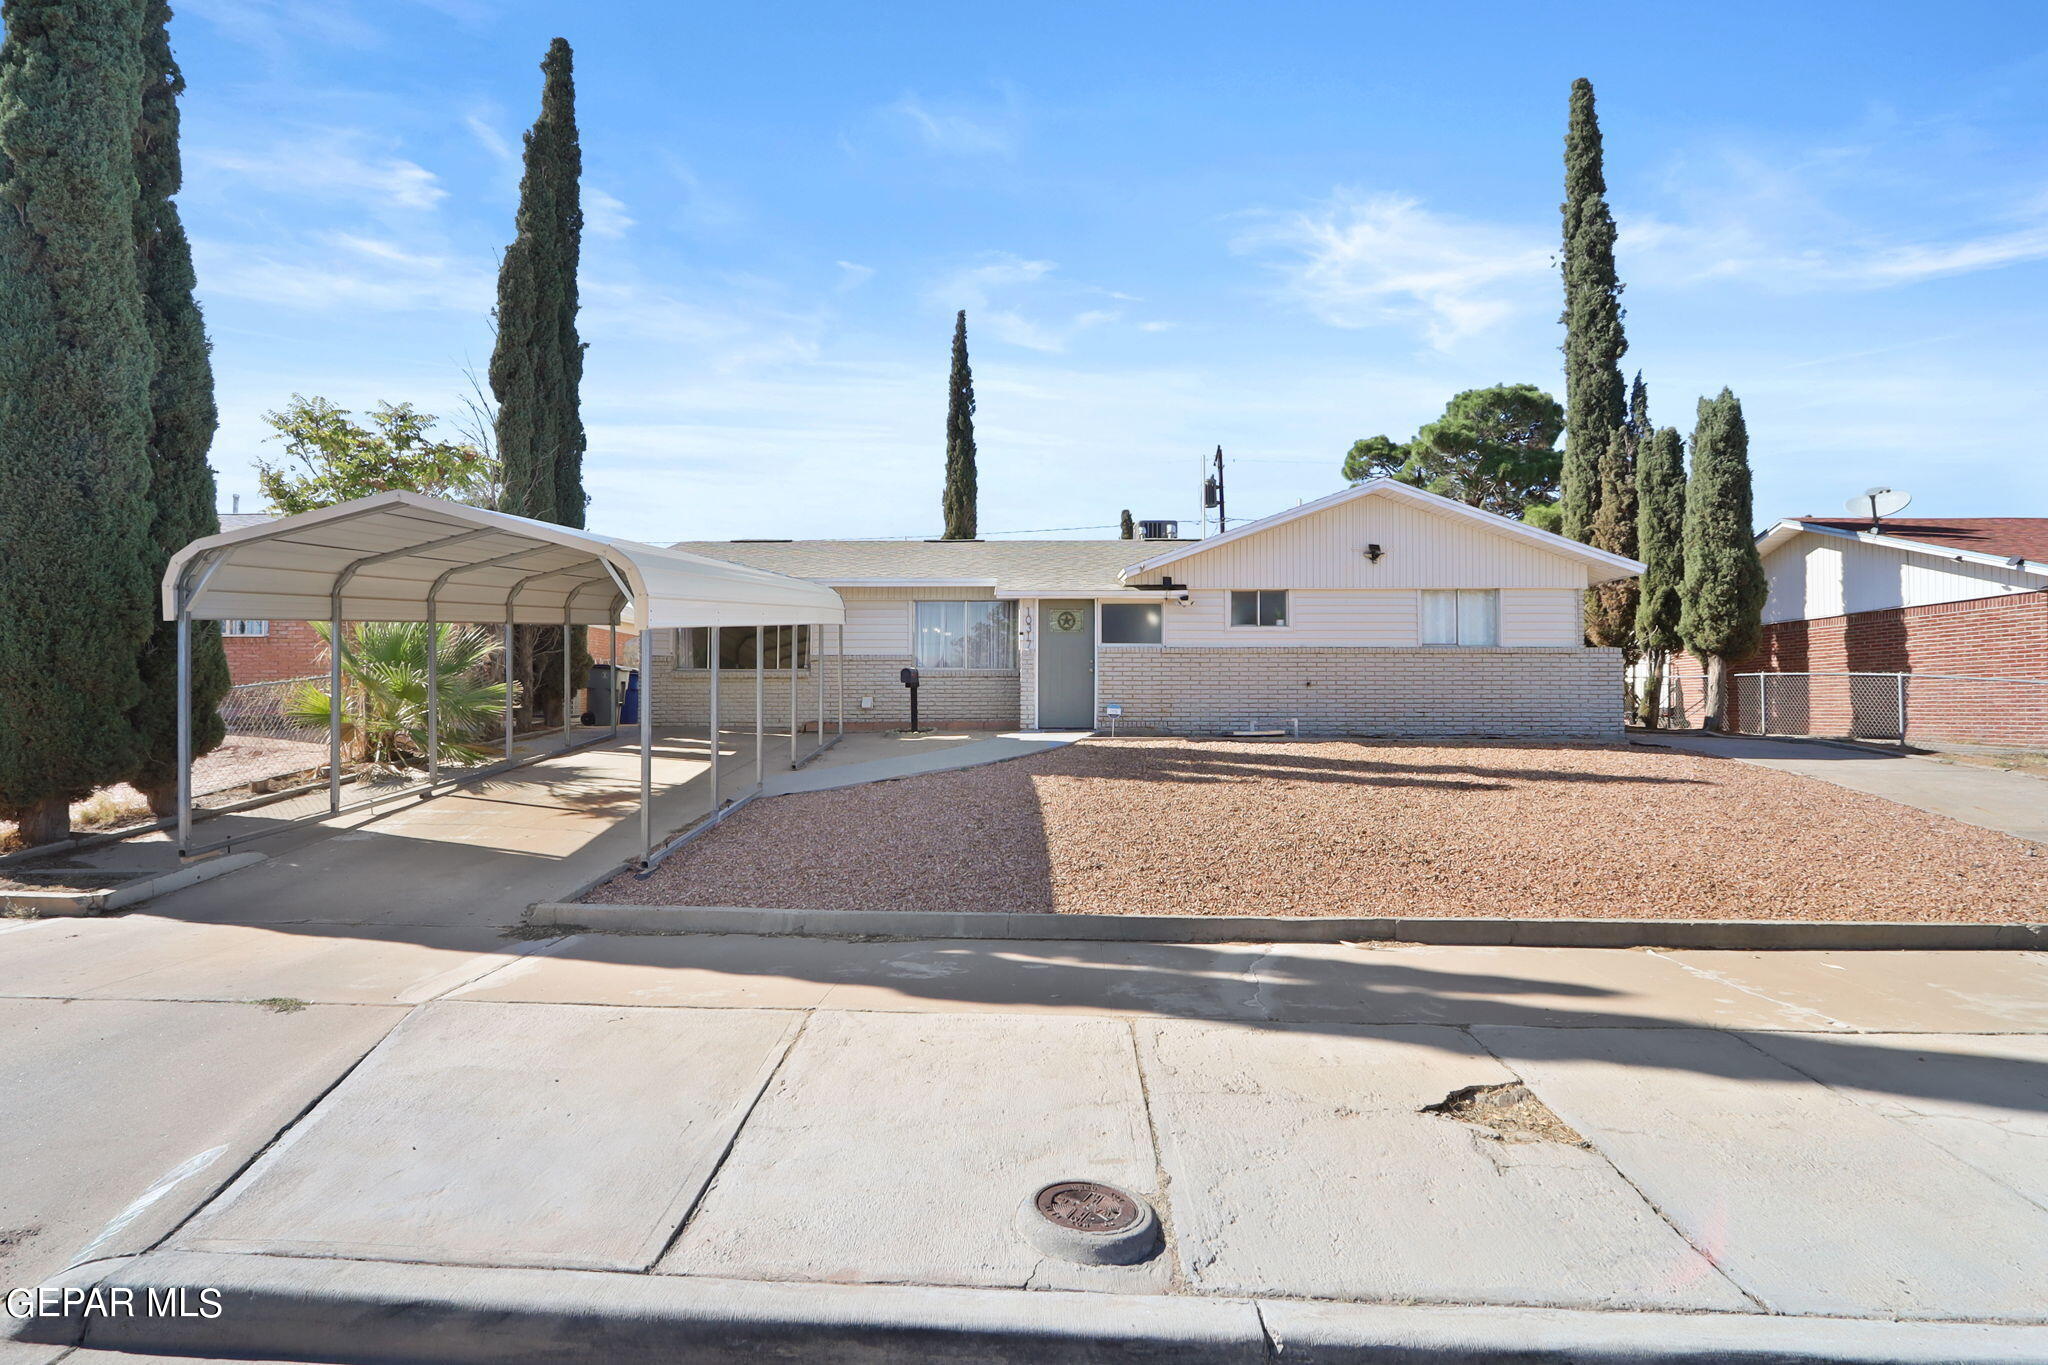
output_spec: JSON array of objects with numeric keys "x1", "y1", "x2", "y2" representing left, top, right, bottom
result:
[{"x1": 1844, "y1": 486, "x2": 1910, "y2": 533}]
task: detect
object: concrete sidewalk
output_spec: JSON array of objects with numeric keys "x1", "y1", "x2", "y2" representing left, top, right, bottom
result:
[
  {"x1": 1635, "y1": 731, "x2": 2048, "y2": 843},
  {"x1": 9, "y1": 919, "x2": 2048, "y2": 1362}
]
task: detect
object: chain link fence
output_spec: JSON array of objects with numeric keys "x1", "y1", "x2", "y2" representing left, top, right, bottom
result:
[{"x1": 1731, "y1": 672, "x2": 2048, "y2": 747}]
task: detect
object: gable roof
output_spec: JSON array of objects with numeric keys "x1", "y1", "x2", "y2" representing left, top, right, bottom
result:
[
  {"x1": 1120, "y1": 478, "x2": 1645, "y2": 585},
  {"x1": 1757, "y1": 518, "x2": 2048, "y2": 578},
  {"x1": 667, "y1": 538, "x2": 1188, "y2": 594}
]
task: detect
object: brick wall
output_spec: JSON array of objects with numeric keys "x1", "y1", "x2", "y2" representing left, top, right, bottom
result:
[
  {"x1": 1095, "y1": 646, "x2": 1624, "y2": 739},
  {"x1": 1678, "y1": 590, "x2": 2048, "y2": 744},
  {"x1": 223, "y1": 620, "x2": 327, "y2": 685}
]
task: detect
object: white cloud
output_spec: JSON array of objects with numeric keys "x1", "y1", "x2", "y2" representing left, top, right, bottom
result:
[
  {"x1": 463, "y1": 110, "x2": 516, "y2": 166},
  {"x1": 1626, "y1": 210, "x2": 2048, "y2": 290},
  {"x1": 1138, "y1": 320, "x2": 1176, "y2": 332},
  {"x1": 584, "y1": 188, "x2": 635, "y2": 239},
  {"x1": 193, "y1": 232, "x2": 491, "y2": 313},
  {"x1": 887, "y1": 91, "x2": 1020, "y2": 156},
  {"x1": 927, "y1": 256, "x2": 1125, "y2": 353},
  {"x1": 835, "y1": 260, "x2": 877, "y2": 291},
  {"x1": 196, "y1": 130, "x2": 446, "y2": 211},
  {"x1": 1235, "y1": 193, "x2": 1553, "y2": 350}
]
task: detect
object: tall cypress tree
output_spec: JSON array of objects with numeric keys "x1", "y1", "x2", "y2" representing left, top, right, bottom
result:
[
  {"x1": 1119, "y1": 509, "x2": 1135, "y2": 540},
  {"x1": 1584, "y1": 373, "x2": 1642, "y2": 657},
  {"x1": 1633, "y1": 424, "x2": 1687, "y2": 727},
  {"x1": 1558, "y1": 77, "x2": 1627, "y2": 544},
  {"x1": 1678, "y1": 389, "x2": 1766, "y2": 731},
  {"x1": 131, "y1": 0, "x2": 227, "y2": 811},
  {"x1": 0, "y1": 0, "x2": 156, "y2": 846},
  {"x1": 942, "y1": 310, "x2": 977, "y2": 539},
  {"x1": 491, "y1": 37, "x2": 585, "y2": 721}
]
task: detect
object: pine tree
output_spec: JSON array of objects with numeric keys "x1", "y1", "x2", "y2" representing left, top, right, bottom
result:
[
  {"x1": 130, "y1": 0, "x2": 227, "y2": 811},
  {"x1": 1584, "y1": 373, "x2": 1642, "y2": 660},
  {"x1": 0, "y1": 0, "x2": 156, "y2": 846},
  {"x1": 1558, "y1": 77, "x2": 1628, "y2": 544},
  {"x1": 1633, "y1": 424, "x2": 1687, "y2": 727},
  {"x1": 1679, "y1": 389, "x2": 1766, "y2": 731},
  {"x1": 1119, "y1": 509, "x2": 1135, "y2": 540},
  {"x1": 942, "y1": 310, "x2": 977, "y2": 539},
  {"x1": 490, "y1": 38, "x2": 586, "y2": 722}
]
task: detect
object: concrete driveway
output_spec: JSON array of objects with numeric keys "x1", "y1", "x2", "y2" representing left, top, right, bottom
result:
[
  {"x1": 6, "y1": 912, "x2": 2048, "y2": 1362},
  {"x1": 1636, "y1": 731, "x2": 2048, "y2": 843}
]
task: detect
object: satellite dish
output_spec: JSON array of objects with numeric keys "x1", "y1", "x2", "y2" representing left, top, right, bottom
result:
[{"x1": 1844, "y1": 487, "x2": 1910, "y2": 523}]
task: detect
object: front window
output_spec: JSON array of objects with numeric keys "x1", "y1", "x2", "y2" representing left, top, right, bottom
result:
[
  {"x1": 1421, "y1": 590, "x2": 1500, "y2": 646},
  {"x1": 1228, "y1": 590, "x2": 1289, "y2": 628},
  {"x1": 674, "y1": 625, "x2": 809, "y2": 670},
  {"x1": 223, "y1": 620, "x2": 269, "y2": 637},
  {"x1": 915, "y1": 601, "x2": 1016, "y2": 670},
  {"x1": 1101, "y1": 602, "x2": 1163, "y2": 644}
]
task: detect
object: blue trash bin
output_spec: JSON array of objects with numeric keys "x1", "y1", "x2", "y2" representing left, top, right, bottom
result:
[{"x1": 620, "y1": 668, "x2": 642, "y2": 725}]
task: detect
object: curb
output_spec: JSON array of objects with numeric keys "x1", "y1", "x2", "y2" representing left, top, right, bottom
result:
[
  {"x1": 11, "y1": 1251, "x2": 2046, "y2": 1364},
  {"x1": 527, "y1": 902, "x2": 2048, "y2": 950},
  {"x1": 0, "y1": 851, "x2": 266, "y2": 918}
]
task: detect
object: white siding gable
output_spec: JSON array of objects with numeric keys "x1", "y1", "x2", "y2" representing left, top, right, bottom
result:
[
  {"x1": 1763, "y1": 531, "x2": 2041, "y2": 624},
  {"x1": 1138, "y1": 493, "x2": 1591, "y2": 591}
]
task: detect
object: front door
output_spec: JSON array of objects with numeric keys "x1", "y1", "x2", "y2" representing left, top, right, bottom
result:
[{"x1": 1036, "y1": 599, "x2": 1095, "y2": 729}]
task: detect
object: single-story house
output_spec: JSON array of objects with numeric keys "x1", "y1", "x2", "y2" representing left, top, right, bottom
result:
[
  {"x1": 1680, "y1": 516, "x2": 2047, "y2": 744},
  {"x1": 623, "y1": 479, "x2": 1642, "y2": 739}
]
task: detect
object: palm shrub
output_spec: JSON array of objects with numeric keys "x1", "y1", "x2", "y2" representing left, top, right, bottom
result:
[{"x1": 286, "y1": 623, "x2": 508, "y2": 770}]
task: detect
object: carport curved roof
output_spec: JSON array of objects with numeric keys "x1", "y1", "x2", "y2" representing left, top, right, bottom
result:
[{"x1": 161, "y1": 491, "x2": 844, "y2": 629}]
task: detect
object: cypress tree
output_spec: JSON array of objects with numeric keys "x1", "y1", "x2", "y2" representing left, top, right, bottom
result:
[
  {"x1": 1633, "y1": 424, "x2": 1687, "y2": 727},
  {"x1": 1119, "y1": 509, "x2": 1135, "y2": 540},
  {"x1": 1558, "y1": 77, "x2": 1628, "y2": 543},
  {"x1": 1678, "y1": 389, "x2": 1766, "y2": 731},
  {"x1": 490, "y1": 38, "x2": 585, "y2": 721},
  {"x1": 0, "y1": 0, "x2": 156, "y2": 846},
  {"x1": 131, "y1": 0, "x2": 228, "y2": 811},
  {"x1": 1584, "y1": 373, "x2": 1643, "y2": 656},
  {"x1": 942, "y1": 310, "x2": 977, "y2": 539}
]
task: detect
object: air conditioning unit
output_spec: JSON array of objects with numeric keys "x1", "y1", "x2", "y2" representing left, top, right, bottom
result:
[{"x1": 1137, "y1": 519, "x2": 1179, "y2": 540}]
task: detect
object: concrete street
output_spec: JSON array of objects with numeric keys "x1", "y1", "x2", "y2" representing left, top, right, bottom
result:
[{"x1": 5, "y1": 910, "x2": 2048, "y2": 1361}]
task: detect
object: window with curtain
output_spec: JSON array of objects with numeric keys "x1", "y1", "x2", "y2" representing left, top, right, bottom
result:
[
  {"x1": 1100, "y1": 602, "x2": 1163, "y2": 644},
  {"x1": 915, "y1": 601, "x2": 1016, "y2": 670},
  {"x1": 222, "y1": 620, "x2": 270, "y2": 637},
  {"x1": 673, "y1": 625, "x2": 809, "y2": 671},
  {"x1": 1228, "y1": 590, "x2": 1289, "y2": 627},
  {"x1": 1420, "y1": 590, "x2": 1500, "y2": 646}
]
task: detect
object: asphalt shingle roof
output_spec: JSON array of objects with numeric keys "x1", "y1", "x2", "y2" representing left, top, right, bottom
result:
[
  {"x1": 665, "y1": 539, "x2": 1186, "y2": 592},
  {"x1": 1799, "y1": 517, "x2": 2048, "y2": 564}
]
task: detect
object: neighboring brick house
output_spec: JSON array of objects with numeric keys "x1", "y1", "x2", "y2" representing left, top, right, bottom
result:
[
  {"x1": 1675, "y1": 517, "x2": 2048, "y2": 744},
  {"x1": 617, "y1": 479, "x2": 1642, "y2": 739},
  {"x1": 210, "y1": 512, "x2": 333, "y2": 685}
]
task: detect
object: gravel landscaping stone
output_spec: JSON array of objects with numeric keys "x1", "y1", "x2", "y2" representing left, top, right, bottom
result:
[{"x1": 587, "y1": 738, "x2": 2048, "y2": 921}]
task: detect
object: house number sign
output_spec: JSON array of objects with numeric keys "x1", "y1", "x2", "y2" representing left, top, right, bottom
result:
[{"x1": 1050, "y1": 608, "x2": 1084, "y2": 633}]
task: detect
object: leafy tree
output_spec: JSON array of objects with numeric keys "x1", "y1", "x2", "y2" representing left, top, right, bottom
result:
[
  {"x1": 1633, "y1": 424, "x2": 1687, "y2": 727},
  {"x1": 943, "y1": 309, "x2": 977, "y2": 538},
  {"x1": 255, "y1": 396, "x2": 497, "y2": 514},
  {"x1": 1679, "y1": 389, "x2": 1766, "y2": 730},
  {"x1": 1584, "y1": 374, "x2": 1644, "y2": 660},
  {"x1": 0, "y1": 0, "x2": 156, "y2": 847},
  {"x1": 1522, "y1": 502, "x2": 1564, "y2": 534},
  {"x1": 491, "y1": 38, "x2": 586, "y2": 722},
  {"x1": 130, "y1": 0, "x2": 228, "y2": 812},
  {"x1": 286, "y1": 622, "x2": 507, "y2": 770},
  {"x1": 1353, "y1": 385, "x2": 1564, "y2": 520},
  {"x1": 1341, "y1": 434, "x2": 1407, "y2": 484},
  {"x1": 1559, "y1": 77, "x2": 1628, "y2": 543},
  {"x1": 1119, "y1": 508, "x2": 1134, "y2": 540}
]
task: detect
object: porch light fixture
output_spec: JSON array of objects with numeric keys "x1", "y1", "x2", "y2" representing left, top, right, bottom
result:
[{"x1": 1364, "y1": 543, "x2": 1384, "y2": 563}]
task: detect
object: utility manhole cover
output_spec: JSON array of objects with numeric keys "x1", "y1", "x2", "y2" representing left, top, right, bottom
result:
[{"x1": 1034, "y1": 1180, "x2": 1141, "y2": 1232}]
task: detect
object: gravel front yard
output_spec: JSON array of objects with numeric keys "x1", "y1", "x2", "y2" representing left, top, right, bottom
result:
[{"x1": 588, "y1": 738, "x2": 2048, "y2": 921}]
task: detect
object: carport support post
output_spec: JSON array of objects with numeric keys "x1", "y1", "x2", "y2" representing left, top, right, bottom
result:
[
  {"x1": 174, "y1": 606, "x2": 192, "y2": 855},
  {"x1": 608, "y1": 605, "x2": 621, "y2": 739},
  {"x1": 814, "y1": 623, "x2": 825, "y2": 757},
  {"x1": 426, "y1": 594, "x2": 439, "y2": 785},
  {"x1": 328, "y1": 595, "x2": 343, "y2": 813},
  {"x1": 639, "y1": 628, "x2": 654, "y2": 864},
  {"x1": 754, "y1": 625, "x2": 765, "y2": 789},
  {"x1": 836, "y1": 623, "x2": 845, "y2": 738},
  {"x1": 707, "y1": 626, "x2": 721, "y2": 819},
  {"x1": 561, "y1": 603, "x2": 572, "y2": 751},
  {"x1": 788, "y1": 627, "x2": 798, "y2": 767},
  {"x1": 502, "y1": 623, "x2": 515, "y2": 761}
]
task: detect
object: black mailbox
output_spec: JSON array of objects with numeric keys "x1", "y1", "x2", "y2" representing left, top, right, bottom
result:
[{"x1": 899, "y1": 667, "x2": 921, "y2": 731}]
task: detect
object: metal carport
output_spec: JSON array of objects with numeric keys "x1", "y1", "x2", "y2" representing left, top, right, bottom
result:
[{"x1": 161, "y1": 491, "x2": 845, "y2": 866}]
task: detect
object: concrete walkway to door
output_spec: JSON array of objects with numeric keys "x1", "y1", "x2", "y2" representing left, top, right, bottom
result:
[{"x1": 1633, "y1": 731, "x2": 2048, "y2": 845}]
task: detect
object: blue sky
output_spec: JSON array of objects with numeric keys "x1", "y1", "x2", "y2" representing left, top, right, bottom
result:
[{"x1": 173, "y1": 0, "x2": 2048, "y2": 542}]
